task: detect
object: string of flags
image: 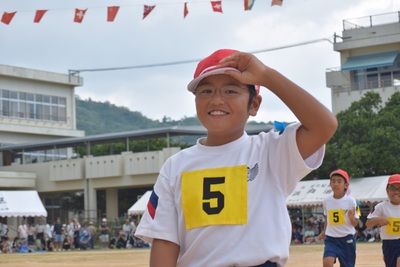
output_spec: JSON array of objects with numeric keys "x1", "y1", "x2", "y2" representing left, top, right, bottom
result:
[{"x1": 1, "y1": 0, "x2": 283, "y2": 25}]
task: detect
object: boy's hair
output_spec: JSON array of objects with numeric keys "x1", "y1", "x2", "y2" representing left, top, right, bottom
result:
[
  {"x1": 329, "y1": 169, "x2": 349, "y2": 184},
  {"x1": 187, "y1": 49, "x2": 260, "y2": 94}
]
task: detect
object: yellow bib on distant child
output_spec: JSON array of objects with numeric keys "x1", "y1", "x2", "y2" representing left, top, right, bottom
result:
[
  {"x1": 181, "y1": 165, "x2": 248, "y2": 229},
  {"x1": 386, "y1": 217, "x2": 400, "y2": 235}
]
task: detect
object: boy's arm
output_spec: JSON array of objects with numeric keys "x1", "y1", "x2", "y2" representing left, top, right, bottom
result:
[
  {"x1": 150, "y1": 239, "x2": 179, "y2": 267},
  {"x1": 347, "y1": 208, "x2": 358, "y2": 227},
  {"x1": 219, "y1": 52, "x2": 338, "y2": 159},
  {"x1": 365, "y1": 217, "x2": 390, "y2": 228}
]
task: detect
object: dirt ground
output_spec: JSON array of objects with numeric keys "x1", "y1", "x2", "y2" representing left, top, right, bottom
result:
[{"x1": 1, "y1": 242, "x2": 383, "y2": 267}]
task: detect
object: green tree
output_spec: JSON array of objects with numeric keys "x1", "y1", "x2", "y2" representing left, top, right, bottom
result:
[{"x1": 308, "y1": 91, "x2": 400, "y2": 180}]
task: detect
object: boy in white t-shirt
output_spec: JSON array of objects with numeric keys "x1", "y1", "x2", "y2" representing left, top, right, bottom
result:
[
  {"x1": 366, "y1": 174, "x2": 400, "y2": 267},
  {"x1": 135, "y1": 49, "x2": 337, "y2": 267},
  {"x1": 318, "y1": 169, "x2": 359, "y2": 267}
]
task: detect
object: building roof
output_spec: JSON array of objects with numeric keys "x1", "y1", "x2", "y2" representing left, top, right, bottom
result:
[{"x1": 0, "y1": 124, "x2": 274, "y2": 153}]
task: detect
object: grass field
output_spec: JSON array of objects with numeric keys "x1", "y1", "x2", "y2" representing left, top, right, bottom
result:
[{"x1": 1, "y1": 242, "x2": 383, "y2": 267}]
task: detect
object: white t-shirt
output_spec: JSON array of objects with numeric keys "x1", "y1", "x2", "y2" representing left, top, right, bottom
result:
[
  {"x1": 323, "y1": 194, "x2": 358, "y2": 237},
  {"x1": 367, "y1": 200, "x2": 400, "y2": 240},
  {"x1": 136, "y1": 123, "x2": 325, "y2": 267}
]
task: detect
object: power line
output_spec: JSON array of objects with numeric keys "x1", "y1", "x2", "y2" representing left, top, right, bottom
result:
[{"x1": 69, "y1": 37, "x2": 333, "y2": 75}]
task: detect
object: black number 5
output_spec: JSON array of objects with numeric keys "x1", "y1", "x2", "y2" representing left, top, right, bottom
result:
[
  {"x1": 392, "y1": 221, "x2": 400, "y2": 232},
  {"x1": 333, "y1": 211, "x2": 339, "y2": 223},
  {"x1": 203, "y1": 177, "x2": 225, "y2": 215}
]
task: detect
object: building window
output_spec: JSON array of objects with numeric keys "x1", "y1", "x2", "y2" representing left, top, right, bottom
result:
[
  {"x1": 0, "y1": 89, "x2": 67, "y2": 123},
  {"x1": 352, "y1": 57, "x2": 400, "y2": 90}
]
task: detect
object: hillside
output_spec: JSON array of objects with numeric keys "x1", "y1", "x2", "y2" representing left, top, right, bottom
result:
[
  {"x1": 76, "y1": 96, "x2": 269, "y2": 135},
  {"x1": 76, "y1": 97, "x2": 201, "y2": 135}
]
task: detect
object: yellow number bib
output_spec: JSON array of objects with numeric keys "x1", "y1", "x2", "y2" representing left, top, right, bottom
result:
[
  {"x1": 328, "y1": 209, "x2": 345, "y2": 225},
  {"x1": 181, "y1": 165, "x2": 248, "y2": 230},
  {"x1": 386, "y1": 217, "x2": 400, "y2": 235}
]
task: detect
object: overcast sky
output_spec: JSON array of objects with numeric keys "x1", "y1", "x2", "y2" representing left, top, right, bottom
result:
[{"x1": 1, "y1": 0, "x2": 399, "y2": 124}]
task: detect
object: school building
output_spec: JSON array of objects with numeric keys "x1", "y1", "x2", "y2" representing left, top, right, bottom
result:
[{"x1": 326, "y1": 11, "x2": 400, "y2": 114}]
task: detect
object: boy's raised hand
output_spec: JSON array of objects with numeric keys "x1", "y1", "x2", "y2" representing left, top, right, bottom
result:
[{"x1": 218, "y1": 51, "x2": 267, "y2": 87}]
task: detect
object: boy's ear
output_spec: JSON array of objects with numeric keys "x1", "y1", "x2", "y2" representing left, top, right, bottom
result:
[{"x1": 249, "y1": 95, "x2": 262, "y2": 116}]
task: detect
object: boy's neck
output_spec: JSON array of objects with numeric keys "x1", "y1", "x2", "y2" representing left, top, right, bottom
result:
[{"x1": 333, "y1": 192, "x2": 345, "y2": 199}]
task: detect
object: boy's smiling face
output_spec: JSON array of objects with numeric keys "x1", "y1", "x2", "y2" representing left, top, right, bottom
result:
[
  {"x1": 194, "y1": 74, "x2": 261, "y2": 146},
  {"x1": 387, "y1": 183, "x2": 400, "y2": 205}
]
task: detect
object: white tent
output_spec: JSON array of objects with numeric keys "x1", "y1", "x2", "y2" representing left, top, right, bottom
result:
[
  {"x1": 128, "y1": 191, "x2": 152, "y2": 216},
  {"x1": 0, "y1": 190, "x2": 47, "y2": 217},
  {"x1": 286, "y1": 175, "x2": 390, "y2": 207}
]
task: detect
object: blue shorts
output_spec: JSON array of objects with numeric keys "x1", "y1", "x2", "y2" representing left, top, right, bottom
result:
[
  {"x1": 54, "y1": 234, "x2": 64, "y2": 243},
  {"x1": 382, "y1": 239, "x2": 400, "y2": 267},
  {"x1": 323, "y1": 235, "x2": 356, "y2": 267},
  {"x1": 252, "y1": 261, "x2": 276, "y2": 267}
]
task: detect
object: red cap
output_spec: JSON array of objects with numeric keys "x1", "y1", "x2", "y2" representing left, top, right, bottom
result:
[
  {"x1": 388, "y1": 174, "x2": 400, "y2": 185},
  {"x1": 329, "y1": 169, "x2": 349, "y2": 184},
  {"x1": 187, "y1": 49, "x2": 260, "y2": 94}
]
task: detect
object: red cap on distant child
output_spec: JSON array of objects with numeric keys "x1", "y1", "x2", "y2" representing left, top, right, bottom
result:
[
  {"x1": 388, "y1": 174, "x2": 400, "y2": 185},
  {"x1": 330, "y1": 169, "x2": 350, "y2": 183},
  {"x1": 187, "y1": 49, "x2": 260, "y2": 94}
]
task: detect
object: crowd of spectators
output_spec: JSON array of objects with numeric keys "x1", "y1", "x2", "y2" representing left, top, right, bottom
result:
[
  {"x1": 0, "y1": 216, "x2": 148, "y2": 253},
  {"x1": 291, "y1": 215, "x2": 325, "y2": 245}
]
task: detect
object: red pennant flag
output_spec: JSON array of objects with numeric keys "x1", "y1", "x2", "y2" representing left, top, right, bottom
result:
[
  {"x1": 244, "y1": 0, "x2": 255, "y2": 11},
  {"x1": 184, "y1": 2, "x2": 189, "y2": 19},
  {"x1": 211, "y1": 1, "x2": 223, "y2": 13},
  {"x1": 1, "y1": 12, "x2": 16, "y2": 25},
  {"x1": 34, "y1": 10, "x2": 47, "y2": 23},
  {"x1": 74, "y1": 8, "x2": 87, "y2": 23},
  {"x1": 107, "y1": 6, "x2": 119, "y2": 22},
  {"x1": 143, "y1": 5, "x2": 156, "y2": 20},
  {"x1": 271, "y1": 0, "x2": 283, "y2": 6}
]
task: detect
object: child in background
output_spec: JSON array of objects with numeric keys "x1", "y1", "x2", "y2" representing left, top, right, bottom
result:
[
  {"x1": 366, "y1": 174, "x2": 400, "y2": 267},
  {"x1": 318, "y1": 169, "x2": 359, "y2": 267},
  {"x1": 135, "y1": 49, "x2": 337, "y2": 266}
]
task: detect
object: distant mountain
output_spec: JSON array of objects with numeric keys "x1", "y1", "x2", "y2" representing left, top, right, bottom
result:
[{"x1": 76, "y1": 96, "x2": 269, "y2": 135}]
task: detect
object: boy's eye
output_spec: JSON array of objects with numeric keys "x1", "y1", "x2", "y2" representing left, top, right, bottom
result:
[{"x1": 195, "y1": 85, "x2": 248, "y2": 99}]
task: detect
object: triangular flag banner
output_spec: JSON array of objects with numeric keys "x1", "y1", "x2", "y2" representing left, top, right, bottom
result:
[
  {"x1": 34, "y1": 10, "x2": 47, "y2": 23},
  {"x1": 271, "y1": 0, "x2": 283, "y2": 6},
  {"x1": 74, "y1": 8, "x2": 87, "y2": 23},
  {"x1": 244, "y1": 0, "x2": 255, "y2": 11},
  {"x1": 143, "y1": 5, "x2": 156, "y2": 20},
  {"x1": 211, "y1": 1, "x2": 223, "y2": 13},
  {"x1": 184, "y1": 2, "x2": 189, "y2": 19},
  {"x1": 1, "y1": 12, "x2": 17, "y2": 25},
  {"x1": 107, "y1": 6, "x2": 119, "y2": 22}
]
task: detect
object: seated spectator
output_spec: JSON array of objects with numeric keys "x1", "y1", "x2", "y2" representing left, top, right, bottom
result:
[
  {"x1": 12, "y1": 237, "x2": 20, "y2": 253},
  {"x1": 303, "y1": 223, "x2": 316, "y2": 244},
  {"x1": 78, "y1": 223, "x2": 92, "y2": 250},
  {"x1": 115, "y1": 230, "x2": 127, "y2": 249},
  {"x1": 291, "y1": 224, "x2": 303, "y2": 245},
  {"x1": 35, "y1": 237, "x2": 45, "y2": 251},
  {"x1": 1, "y1": 236, "x2": 10, "y2": 253},
  {"x1": 63, "y1": 234, "x2": 72, "y2": 251}
]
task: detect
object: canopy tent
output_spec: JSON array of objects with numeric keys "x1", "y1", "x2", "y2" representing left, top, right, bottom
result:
[
  {"x1": 128, "y1": 191, "x2": 152, "y2": 216},
  {"x1": 286, "y1": 175, "x2": 390, "y2": 207},
  {"x1": 0, "y1": 190, "x2": 47, "y2": 217}
]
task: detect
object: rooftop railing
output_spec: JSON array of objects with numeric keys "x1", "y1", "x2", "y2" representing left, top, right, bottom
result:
[{"x1": 343, "y1": 11, "x2": 400, "y2": 31}]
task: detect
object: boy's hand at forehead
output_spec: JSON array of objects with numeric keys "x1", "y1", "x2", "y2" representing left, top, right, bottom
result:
[{"x1": 218, "y1": 51, "x2": 267, "y2": 87}]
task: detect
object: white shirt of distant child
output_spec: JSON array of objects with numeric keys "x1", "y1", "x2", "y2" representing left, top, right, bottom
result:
[
  {"x1": 323, "y1": 189, "x2": 359, "y2": 237},
  {"x1": 136, "y1": 123, "x2": 325, "y2": 267},
  {"x1": 367, "y1": 200, "x2": 400, "y2": 240}
]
